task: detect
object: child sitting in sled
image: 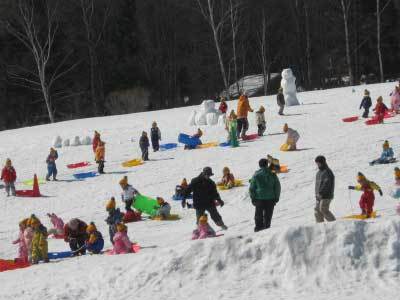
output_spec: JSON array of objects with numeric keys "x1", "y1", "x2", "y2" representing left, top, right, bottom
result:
[
  {"x1": 85, "y1": 222, "x2": 104, "y2": 254},
  {"x1": 105, "y1": 197, "x2": 124, "y2": 244},
  {"x1": 370, "y1": 140, "x2": 395, "y2": 165},
  {"x1": 217, "y1": 167, "x2": 236, "y2": 189},
  {"x1": 348, "y1": 172, "x2": 383, "y2": 218},
  {"x1": 154, "y1": 197, "x2": 171, "y2": 219},
  {"x1": 47, "y1": 213, "x2": 64, "y2": 238},
  {"x1": 282, "y1": 123, "x2": 300, "y2": 151},
  {"x1": 184, "y1": 128, "x2": 203, "y2": 150},
  {"x1": 111, "y1": 223, "x2": 134, "y2": 255},
  {"x1": 192, "y1": 214, "x2": 216, "y2": 240},
  {"x1": 12, "y1": 218, "x2": 31, "y2": 263}
]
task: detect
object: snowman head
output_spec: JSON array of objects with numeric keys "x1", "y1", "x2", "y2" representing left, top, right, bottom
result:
[{"x1": 282, "y1": 69, "x2": 293, "y2": 80}]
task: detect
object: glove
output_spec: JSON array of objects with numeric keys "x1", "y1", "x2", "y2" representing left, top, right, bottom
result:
[
  {"x1": 181, "y1": 200, "x2": 186, "y2": 208},
  {"x1": 218, "y1": 199, "x2": 225, "y2": 207},
  {"x1": 379, "y1": 189, "x2": 383, "y2": 196},
  {"x1": 348, "y1": 186, "x2": 355, "y2": 190}
]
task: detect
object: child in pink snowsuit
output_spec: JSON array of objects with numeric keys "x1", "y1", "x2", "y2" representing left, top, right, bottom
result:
[
  {"x1": 47, "y1": 213, "x2": 64, "y2": 237},
  {"x1": 192, "y1": 215, "x2": 216, "y2": 240},
  {"x1": 12, "y1": 219, "x2": 30, "y2": 263},
  {"x1": 111, "y1": 223, "x2": 133, "y2": 255}
]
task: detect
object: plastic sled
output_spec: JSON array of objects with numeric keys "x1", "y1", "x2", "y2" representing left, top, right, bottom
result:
[
  {"x1": 152, "y1": 214, "x2": 180, "y2": 221},
  {"x1": 178, "y1": 133, "x2": 201, "y2": 147},
  {"x1": 122, "y1": 159, "x2": 144, "y2": 168},
  {"x1": 172, "y1": 194, "x2": 193, "y2": 201},
  {"x1": 123, "y1": 210, "x2": 142, "y2": 223},
  {"x1": 22, "y1": 178, "x2": 46, "y2": 186},
  {"x1": 105, "y1": 243, "x2": 140, "y2": 255},
  {"x1": 280, "y1": 143, "x2": 291, "y2": 151},
  {"x1": 384, "y1": 111, "x2": 395, "y2": 119},
  {"x1": 342, "y1": 116, "x2": 359, "y2": 122},
  {"x1": 217, "y1": 179, "x2": 244, "y2": 190},
  {"x1": 365, "y1": 118, "x2": 380, "y2": 125},
  {"x1": 67, "y1": 162, "x2": 91, "y2": 169},
  {"x1": 0, "y1": 259, "x2": 30, "y2": 272},
  {"x1": 133, "y1": 195, "x2": 159, "y2": 216},
  {"x1": 343, "y1": 211, "x2": 378, "y2": 220},
  {"x1": 73, "y1": 171, "x2": 97, "y2": 180},
  {"x1": 219, "y1": 142, "x2": 231, "y2": 147},
  {"x1": 160, "y1": 143, "x2": 178, "y2": 151},
  {"x1": 242, "y1": 133, "x2": 259, "y2": 141},
  {"x1": 197, "y1": 142, "x2": 219, "y2": 149},
  {"x1": 48, "y1": 251, "x2": 73, "y2": 260}
]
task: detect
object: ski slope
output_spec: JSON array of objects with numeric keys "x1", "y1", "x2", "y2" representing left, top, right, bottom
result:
[{"x1": 0, "y1": 82, "x2": 399, "y2": 300}]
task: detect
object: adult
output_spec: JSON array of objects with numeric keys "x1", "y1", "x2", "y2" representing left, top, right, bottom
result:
[
  {"x1": 314, "y1": 156, "x2": 336, "y2": 223},
  {"x1": 249, "y1": 159, "x2": 281, "y2": 232},
  {"x1": 277, "y1": 87, "x2": 285, "y2": 115},
  {"x1": 64, "y1": 218, "x2": 88, "y2": 256},
  {"x1": 236, "y1": 91, "x2": 253, "y2": 139},
  {"x1": 119, "y1": 176, "x2": 140, "y2": 212},
  {"x1": 183, "y1": 167, "x2": 228, "y2": 230},
  {"x1": 92, "y1": 131, "x2": 101, "y2": 154}
]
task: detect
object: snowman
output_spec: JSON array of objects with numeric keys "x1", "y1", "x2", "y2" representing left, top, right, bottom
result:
[
  {"x1": 188, "y1": 99, "x2": 221, "y2": 126},
  {"x1": 281, "y1": 68, "x2": 300, "y2": 106}
]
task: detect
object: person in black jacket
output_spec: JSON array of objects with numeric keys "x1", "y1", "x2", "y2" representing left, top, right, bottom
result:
[
  {"x1": 314, "y1": 156, "x2": 336, "y2": 223},
  {"x1": 139, "y1": 131, "x2": 150, "y2": 161},
  {"x1": 182, "y1": 167, "x2": 228, "y2": 230},
  {"x1": 359, "y1": 89, "x2": 372, "y2": 118},
  {"x1": 150, "y1": 122, "x2": 161, "y2": 152}
]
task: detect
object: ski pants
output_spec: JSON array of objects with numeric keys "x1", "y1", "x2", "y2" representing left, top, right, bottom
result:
[
  {"x1": 4, "y1": 182, "x2": 16, "y2": 196},
  {"x1": 237, "y1": 118, "x2": 249, "y2": 138},
  {"x1": 253, "y1": 200, "x2": 276, "y2": 232},
  {"x1": 314, "y1": 198, "x2": 336, "y2": 223}
]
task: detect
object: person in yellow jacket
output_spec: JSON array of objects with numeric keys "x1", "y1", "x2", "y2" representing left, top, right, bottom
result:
[
  {"x1": 95, "y1": 141, "x2": 105, "y2": 174},
  {"x1": 29, "y1": 215, "x2": 49, "y2": 264},
  {"x1": 236, "y1": 91, "x2": 253, "y2": 139}
]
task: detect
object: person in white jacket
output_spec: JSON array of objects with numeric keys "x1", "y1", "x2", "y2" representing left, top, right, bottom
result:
[
  {"x1": 283, "y1": 123, "x2": 300, "y2": 150},
  {"x1": 119, "y1": 176, "x2": 140, "y2": 212}
]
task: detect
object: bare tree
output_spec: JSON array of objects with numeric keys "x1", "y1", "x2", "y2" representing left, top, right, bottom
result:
[
  {"x1": 376, "y1": 0, "x2": 393, "y2": 83},
  {"x1": 229, "y1": 0, "x2": 242, "y2": 95},
  {"x1": 340, "y1": 0, "x2": 354, "y2": 85},
  {"x1": 5, "y1": 0, "x2": 78, "y2": 123}
]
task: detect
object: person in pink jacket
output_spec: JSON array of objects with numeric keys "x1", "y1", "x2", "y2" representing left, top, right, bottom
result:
[
  {"x1": 192, "y1": 214, "x2": 216, "y2": 240},
  {"x1": 391, "y1": 86, "x2": 400, "y2": 113},
  {"x1": 12, "y1": 219, "x2": 30, "y2": 263},
  {"x1": 47, "y1": 213, "x2": 65, "y2": 237},
  {"x1": 111, "y1": 223, "x2": 133, "y2": 255}
]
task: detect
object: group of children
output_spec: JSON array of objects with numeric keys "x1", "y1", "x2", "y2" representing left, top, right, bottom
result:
[{"x1": 359, "y1": 89, "x2": 398, "y2": 123}]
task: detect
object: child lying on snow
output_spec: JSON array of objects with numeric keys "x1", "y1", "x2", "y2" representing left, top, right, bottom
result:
[
  {"x1": 349, "y1": 172, "x2": 382, "y2": 218},
  {"x1": 184, "y1": 128, "x2": 203, "y2": 150},
  {"x1": 217, "y1": 167, "x2": 235, "y2": 189},
  {"x1": 85, "y1": 222, "x2": 104, "y2": 254},
  {"x1": 192, "y1": 215, "x2": 216, "y2": 240},
  {"x1": 111, "y1": 223, "x2": 134, "y2": 255},
  {"x1": 12, "y1": 218, "x2": 31, "y2": 263},
  {"x1": 370, "y1": 140, "x2": 395, "y2": 165},
  {"x1": 154, "y1": 197, "x2": 171, "y2": 219},
  {"x1": 47, "y1": 213, "x2": 64, "y2": 237}
]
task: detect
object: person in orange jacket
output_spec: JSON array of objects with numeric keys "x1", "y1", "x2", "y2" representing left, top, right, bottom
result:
[
  {"x1": 373, "y1": 96, "x2": 388, "y2": 123},
  {"x1": 236, "y1": 91, "x2": 253, "y2": 139},
  {"x1": 92, "y1": 131, "x2": 101, "y2": 154},
  {"x1": 95, "y1": 141, "x2": 105, "y2": 174}
]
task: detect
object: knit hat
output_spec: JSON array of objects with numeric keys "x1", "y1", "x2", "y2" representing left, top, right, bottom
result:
[
  {"x1": 383, "y1": 140, "x2": 389, "y2": 149},
  {"x1": 116, "y1": 223, "x2": 127, "y2": 232},
  {"x1": 199, "y1": 215, "x2": 208, "y2": 225},
  {"x1": 68, "y1": 218, "x2": 80, "y2": 231},
  {"x1": 29, "y1": 215, "x2": 40, "y2": 228},
  {"x1": 86, "y1": 222, "x2": 97, "y2": 233},
  {"x1": 156, "y1": 197, "x2": 165, "y2": 205},
  {"x1": 357, "y1": 172, "x2": 366, "y2": 182},
  {"x1": 364, "y1": 89, "x2": 370, "y2": 96},
  {"x1": 283, "y1": 123, "x2": 289, "y2": 133},
  {"x1": 152, "y1": 121, "x2": 157, "y2": 127},
  {"x1": 106, "y1": 197, "x2": 116, "y2": 211},
  {"x1": 377, "y1": 96, "x2": 383, "y2": 103},
  {"x1": 395, "y1": 167, "x2": 400, "y2": 179},
  {"x1": 119, "y1": 176, "x2": 128, "y2": 187}
]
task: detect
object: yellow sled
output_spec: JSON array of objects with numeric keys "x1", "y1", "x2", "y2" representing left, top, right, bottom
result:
[
  {"x1": 217, "y1": 179, "x2": 244, "y2": 190},
  {"x1": 122, "y1": 159, "x2": 144, "y2": 168},
  {"x1": 152, "y1": 214, "x2": 180, "y2": 221},
  {"x1": 197, "y1": 142, "x2": 219, "y2": 149},
  {"x1": 343, "y1": 211, "x2": 378, "y2": 220},
  {"x1": 280, "y1": 143, "x2": 292, "y2": 151},
  {"x1": 279, "y1": 165, "x2": 289, "y2": 173}
]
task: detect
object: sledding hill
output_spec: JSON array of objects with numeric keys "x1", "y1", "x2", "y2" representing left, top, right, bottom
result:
[{"x1": 1, "y1": 82, "x2": 400, "y2": 300}]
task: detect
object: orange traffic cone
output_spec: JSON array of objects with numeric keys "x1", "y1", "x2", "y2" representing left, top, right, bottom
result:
[{"x1": 32, "y1": 174, "x2": 41, "y2": 197}]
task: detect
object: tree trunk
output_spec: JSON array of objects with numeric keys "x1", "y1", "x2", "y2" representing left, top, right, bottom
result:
[
  {"x1": 341, "y1": 0, "x2": 354, "y2": 86},
  {"x1": 304, "y1": 2, "x2": 312, "y2": 88},
  {"x1": 230, "y1": 0, "x2": 239, "y2": 95},
  {"x1": 377, "y1": 0, "x2": 384, "y2": 82}
]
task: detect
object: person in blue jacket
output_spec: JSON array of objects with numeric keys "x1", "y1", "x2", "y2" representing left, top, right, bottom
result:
[
  {"x1": 360, "y1": 89, "x2": 372, "y2": 118},
  {"x1": 85, "y1": 222, "x2": 104, "y2": 254},
  {"x1": 46, "y1": 148, "x2": 58, "y2": 181},
  {"x1": 370, "y1": 140, "x2": 395, "y2": 165}
]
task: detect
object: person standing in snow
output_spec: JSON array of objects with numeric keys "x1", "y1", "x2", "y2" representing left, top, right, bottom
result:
[
  {"x1": 314, "y1": 156, "x2": 336, "y2": 223},
  {"x1": 373, "y1": 96, "x2": 388, "y2": 123},
  {"x1": 182, "y1": 167, "x2": 228, "y2": 230},
  {"x1": 150, "y1": 122, "x2": 162, "y2": 152},
  {"x1": 1, "y1": 158, "x2": 16, "y2": 196},
  {"x1": 218, "y1": 97, "x2": 228, "y2": 114},
  {"x1": 236, "y1": 91, "x2": 253, "y2": 139},
  {"x1": 139, "y1": 131, "x2": 150, "y2": 161},
  {"x1": 359, "y1": 89, "x2": 372, "y2": 118},
  {"x1": 390, "y1": 86, "x2": 400, "y2": 113},
  {"x1": 249, "y1": 159, "x2": 281, "y2": 232},
  {"x1": 277, "y1": 87, "x2": 285, "y2": 115},
  {"x1": 255, "y1": 106, "x2": 266, "y2": 136},
  {"x1": 119, "y1": 176, "x2": 140, "y2": 212},
  {"x1": 283, "y1": 123, "x2": 300, "y2": 150},
  {"x1": 95, "y1": 141, "x2": 106, "y2": 174},
  {"x1": 105, "y1": 197, "x2": 123, "y2": 244},
  {"x1": 92, "y1": 131, "x2": 101, "y2": 154},
  {"x1": 64, "y1": 218, "x2": 88, "y2": 256},
  {"x1": 46, "y1": 148, "x2": 58, "y2": 181}
]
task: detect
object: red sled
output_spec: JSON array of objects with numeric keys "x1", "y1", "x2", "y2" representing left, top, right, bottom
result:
[
  {"x1": 0, "y1": 259, "x2": 30, "y2": 272},
  {"x1": 16, "y1": 174, "x2": 41, "y2": 197},
  {"x1": 67, "y1": 162, "x2": 91, "y2": 169},
  {"x1": 123, "y1": 211, "x2": 142, "y2": 223},
  {"x1": 384, "y1": 111, "x2": 395, "y2": 119},
  {"x1": 242, "y1": 134, "x2": 259, "y2": 141},
  {"x1": 342, "y1": 116, "x2": 359, "y2": 122}
]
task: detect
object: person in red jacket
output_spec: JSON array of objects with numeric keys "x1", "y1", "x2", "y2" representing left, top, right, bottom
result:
[
  {"x1": 92, "y1": 131, "x2": 101, "y2": 154},
  {"x1": 373, "y1": 96, "x2": 388, "y2": 123},
  {"x1": 218, "y1": 97, "x2": 228, "y2": 114},
  {"x1": 64, "y1": 218, "x2": 88, "y2": 256},
  {"x1": 1, "y1": 158, "x2": 16, "y2": 196}
]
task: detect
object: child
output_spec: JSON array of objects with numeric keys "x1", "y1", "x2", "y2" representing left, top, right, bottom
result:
[
  {"x1": 359, "y1": 89, "x2": 372, "y2": 118},
  {"x1": 12, "y1": 218, "x2": 30, "y2": 263},
  {"x1": 95, "y1": 141, "x2": 106, "y2": 174},
  {"x1": 390, "y1": 86, "x2": 400, "y2": 113},
  {"x1": 47, "y1": 213, "x2": 64, "y2": 237},
  {"x1": 154, "y1": 197, "x2": 171, "y2": 219},
  {"x1": 105, "y1": 197, "x2": 123, "y2": 244},
  {"x1": 277, "y1": 87, "x2": 285, "y2": 115},
  {"x1": 395, "y1": 167, "x2": 400, "y2": 185},
  {"x1": 92, "y1": 131, "x2": 101, "y2": 154},
  {"x1": 267, "y1": 155, "x2": 281, "y2": 173},
  {"x1": 139, "y1": 131, "x2": 150, "y2": 161},
  {"x1": 218, "y1": 97, "x2": 228, "y2": 114},
  {"x1": 283, "y1": 123, "x2": 300, "y2": 150},
  {"x1": 217, "y1": 167, "x2": 235, "y2": 189},
  {"x1": 85, "y1": 222, "x2": 104, "y2": 254},
  {"x1": 370, "y1": 140, "x2": 395, "y2": 165},
  {"x1": 255, "y1": 106, "x2": 266, "y2": 136},
  {"x1": 46, "y1": 148, "x2": 58, "y2": 181},
  {"x1": 30, "y1": 215, "x2": 49, "y2": 264},
  {"x1": 192, "y1": 215, "x2": 216, "y2": 240},
  {"x1": 119, "y1": 176, "x2": 140, "y2": 212},
  {"x1": 226, "y1": 110, "x2": 239, "y2": 147},
  {"x1": 184, "y1": 128, "x2": 203, "y2": 150},
  {"x1": 373, "y1": 96, "x2": 388, "y2": 123},
  {"x1": 150, "y1": 122, "x2": 162, "y2": 152},
  {"x1": 111, "y1": 223, "x2": 133, "y2": 255},
  {"x1": 1, "y1": 158, "x2": 16, "y2": 196},
  {"x1": 174, "y1": 178, "x2": 189, "y2": 200},
  {"x1": 349, "y1": 172, "x2": 383, "y2": 218}
]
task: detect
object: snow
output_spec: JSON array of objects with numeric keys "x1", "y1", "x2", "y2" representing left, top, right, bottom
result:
[{"x1": 1, "y1": 82, "x2": 400, "y2": 300}]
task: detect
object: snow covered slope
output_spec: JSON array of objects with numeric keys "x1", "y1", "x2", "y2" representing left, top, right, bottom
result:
[{"x1": 1, "y1": 83, "x2": 399, "y2": 300}]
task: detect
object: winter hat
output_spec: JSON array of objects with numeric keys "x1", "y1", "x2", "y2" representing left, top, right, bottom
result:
[
  {"x1": 259, "y1": 158, "x2": 268, "y2": 168},
  {"x1": 202, "y1": 167, "x2": 214, "y2": 177},
  {"x1": 86, "y1": 222, "x2": 97, "y2": 234},
  {"x1": 199, "y1": 215, "x2": 208, "y2": 225},
  {"x1": 119, "y1": 176, "x2": 128, "y2": 187},
  {"x1": 315, "y1": 155, "x2": 326, "y2": 165},
  {"x1": 258, "y1": 106, "x2": 265, "y2": 113},
  {"x1": 364, "y1": 89, "x2": 370, "y2": 96},
  {"x1": 223, "y1": 167, "x2": 230, "y2": 174},
  {"x1": 116, "y1": 223, "x2": 127, "y2": 232},
  {"x1": 5, "y1": 158, "x2": 11, "y2": 167},
  {"x1": 68, "y1": 218, "x2": 80, "y2": 231},
  {"x1": 394, "y1": 167, "x2": 400, "y2": 179},
  {"x1": 156, "y1": 197, "x2": 165, "y2": 205},
  {"x1": 29, "y1": 215, "x2": 41, "y2": 228},
  {"x1": 377, "y1": 96, "x2": 383, "y2": 103},
  {"x1": 283, "y1": 123, "x2": 289, "y2": 133},
  {"x1": 106, "y1": 197, "x2": 116, "y2": 211},
  {"x1": 383, "y1": 140, "x2": 389, "y2": 149},
  {"x1": 357, "y1": 172, "x2": 366, "y2": 182}
]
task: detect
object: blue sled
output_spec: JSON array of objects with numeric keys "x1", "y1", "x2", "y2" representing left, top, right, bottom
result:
[
  {"x1": 48, "y1": 251, "x2": 73, "y2": 260},
  {"x1": 73, "y1": 171, "x2": 98, "y2": 180},
  {"x1": 178, "y1": 134, "x2": 201, "y2": 147},
  {"x1": 160, "y1": 143, "x2": 178, "y2": 151}
]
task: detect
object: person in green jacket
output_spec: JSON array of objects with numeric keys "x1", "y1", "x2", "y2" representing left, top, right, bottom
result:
[{"x1": 249, "y1": 158, "x2": 281, "y2": 232}]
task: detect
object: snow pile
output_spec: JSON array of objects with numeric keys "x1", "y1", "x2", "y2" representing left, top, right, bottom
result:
[
  {"x1": 189, "y1": 100, "x2": 221, "y2": 126},
  {"x1": 52, "y1": 135, "x2": 92, "y2": 148}
]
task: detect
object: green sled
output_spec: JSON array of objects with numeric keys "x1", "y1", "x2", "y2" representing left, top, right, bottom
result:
[
  {"x1": 133, "y1": 195, "x2": 160, "y2": 216},
  {"x1": 229, "y1": 120, "x2": 239, "y2": 148}
]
